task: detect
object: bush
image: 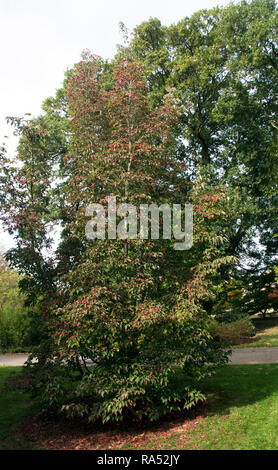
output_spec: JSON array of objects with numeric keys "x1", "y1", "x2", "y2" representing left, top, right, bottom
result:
[
  {"x1": 24, "y1": 305, "x2": 229, "y2": 423},
  {"x1": 0, "y1": 253, "x2": 34, "y2": 352},
  {"x1": 209, "y1": 316, "x2": 256, "y2": 346},
  {"x1": 0, "y1": 304, "x2": 32, "y2": 352}
]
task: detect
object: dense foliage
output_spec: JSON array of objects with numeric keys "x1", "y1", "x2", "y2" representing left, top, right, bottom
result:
[
  {"x1": 0, "y1": 0, "x2": 277, "y2": 422},
  {"x1": 126, "y1": 0, "x2": 278, "y2": 315},
  {"x1": 0, "y1": 251, "x2": 31, "y2": 352}
]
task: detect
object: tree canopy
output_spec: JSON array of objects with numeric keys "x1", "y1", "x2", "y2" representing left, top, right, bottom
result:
[{"x1": 0, "y1": 0, "x2": 277, "y2": 422}]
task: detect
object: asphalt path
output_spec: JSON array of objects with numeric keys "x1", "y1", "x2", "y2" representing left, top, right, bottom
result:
[{"x1": 1, "y1": 348, "x2": 278, "y2": 366}]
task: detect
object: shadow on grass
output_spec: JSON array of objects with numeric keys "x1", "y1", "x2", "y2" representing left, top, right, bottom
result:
[
  {"x1": 0, "y1": 367, "x2": 42, "y2": 450},
  {"x1": 236, "y1": 317, "x2": 278, "y2": 347},
  {"x1": 199, "y1": 364, "x2": 278, "y2": 416},
  {"x1": 253, "y1": 317, "x2": 278, "y2": 331}
]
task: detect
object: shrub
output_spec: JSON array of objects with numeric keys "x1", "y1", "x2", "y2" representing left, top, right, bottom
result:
[
  {"x1": 24, "y1": 306, "x2": 229, "y2": 423},
  {"x1": 209, "y1": 316, "x2": 256, "y2": 346},
  {"x1": 0, "y1": 304, "x2": 32, "y2": 352}
]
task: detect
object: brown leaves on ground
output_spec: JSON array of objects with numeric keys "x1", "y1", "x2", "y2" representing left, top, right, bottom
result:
[{"x1": 15, "y1": 404, "x2": 207, "y2": 450}]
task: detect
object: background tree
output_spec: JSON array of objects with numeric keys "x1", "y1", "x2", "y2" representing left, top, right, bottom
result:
[
  {"x1": 0, "y1": 115, "x2": 68, "y2": 357},
  {"x1": 126, "y1": 0, "x2": 278, "y2": 315}
]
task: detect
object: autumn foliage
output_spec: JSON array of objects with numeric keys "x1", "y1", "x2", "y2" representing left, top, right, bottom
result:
[{"x1": 0, "y1": 54, "x2": 236, "y2": 423}]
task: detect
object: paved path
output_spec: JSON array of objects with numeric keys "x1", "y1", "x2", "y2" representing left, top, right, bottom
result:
[
  {"x1": 1, "y1": 348, "x2": 278, "y2": 366},
  {"x1": 0, "y1": 354, "x2": 30, "y2": 366},
  {"x1": 229, "y1": 347, "x2": 278, "y2": 364}
]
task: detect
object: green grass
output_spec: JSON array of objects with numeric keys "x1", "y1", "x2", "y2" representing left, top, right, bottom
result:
[
  {"x1": 118, "y1": 365, "x2": 278, "y2": 450},
  {"x1": 188, "y1": 364, "x2": 278, "y2": 450},
  {"x1": 0, "y1": 367, "x2": 40, "y2": 450},
  {"x1": 1, "y1": 365, "x2": 278, "y2": 450},
  {"x1": 236, "y1": 317, "x2": 278, "y2": 348}
]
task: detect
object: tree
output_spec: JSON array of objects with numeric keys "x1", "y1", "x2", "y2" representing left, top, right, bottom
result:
[
  {"x1": 0, "y1": 115, "x2": 69, "y2": 356},
  {"x1": 11, "y1": 55, "x2": 234, "y2": 423},
  {"x1": 3, "y1": 0, "x2": 277, "y2": 421},
  {"x1": 127, "y1": 0, "x2": 278, "y2": 314}
]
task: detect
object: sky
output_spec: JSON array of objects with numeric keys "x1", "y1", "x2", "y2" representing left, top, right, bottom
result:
[{"x1": 0, "y1": 0, "x2": 234, "y2": 251}]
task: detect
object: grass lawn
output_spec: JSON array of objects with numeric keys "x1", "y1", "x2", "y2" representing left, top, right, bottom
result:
[
  {"x1": 0, "y1": 367, "x2": 40, "y2": 450},
  {"x1": 236, "y1": 317, "x2": 278, "y2": 349},
  {"x1": 0, "y1": 364, "x2": 278, "y2": 450}
]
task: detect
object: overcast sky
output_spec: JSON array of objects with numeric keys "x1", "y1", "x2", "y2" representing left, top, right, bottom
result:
[{"x1": 0, "y1": 0, "x2": 234, "y2": 250}]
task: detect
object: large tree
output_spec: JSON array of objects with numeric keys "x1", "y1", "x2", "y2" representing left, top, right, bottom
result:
[
  {"x1": 1, "y1": 55, "x2": 235, "y2": 422},
  {"x1": 2, "y1": 0, "x2": 277, "y2": 423},
  {"x1": 126, "y1": 0, "x2": 278, "y2": 314}
]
